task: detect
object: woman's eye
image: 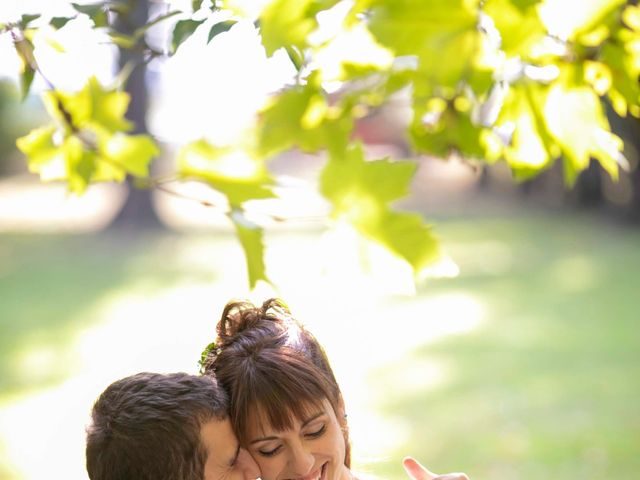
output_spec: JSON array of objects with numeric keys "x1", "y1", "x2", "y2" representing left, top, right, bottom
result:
[
  {"x1": 306, "y1": 424, "x2": 326, "y2": 438},
  {"x1": 258, "y1": 445, "x2": 281, "y2": 457}
]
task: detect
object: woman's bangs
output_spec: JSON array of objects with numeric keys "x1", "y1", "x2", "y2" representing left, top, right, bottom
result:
[
  {"x1": 254, "y1": 381, "x2": 327, "y2": 434},
  {"x1": 236, "y1": 351, "x2": 335, "y2": 442}
]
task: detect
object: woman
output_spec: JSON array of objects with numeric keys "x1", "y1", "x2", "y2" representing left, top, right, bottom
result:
[{"x1": 201, "y1": 298, "x2": 468, "y2": 480}]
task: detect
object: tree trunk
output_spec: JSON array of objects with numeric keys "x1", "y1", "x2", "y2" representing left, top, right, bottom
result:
[{"x1": 109, "y1": 0, "x2": 164, "y2": 230}]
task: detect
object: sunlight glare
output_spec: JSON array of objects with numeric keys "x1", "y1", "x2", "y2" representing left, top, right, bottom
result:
[
  {"x1": 150, "y1": 19, "x2": 295, "y2": 145},
  {"x1": 0, "y1": 176, "x2": 126, "y2": 232}
]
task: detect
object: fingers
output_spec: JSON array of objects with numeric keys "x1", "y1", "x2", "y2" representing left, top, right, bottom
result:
[
  {"x1": 402, "y1": 457, "x2": 436, "y2": 480},
  {"x1": 402, "y1": 457, "x2": 470, "y2": 480}
]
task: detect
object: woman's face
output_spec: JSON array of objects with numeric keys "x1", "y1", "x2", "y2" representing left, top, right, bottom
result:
[{"x1": 245, "y1": 399, "x2": 349, "y2": 480}]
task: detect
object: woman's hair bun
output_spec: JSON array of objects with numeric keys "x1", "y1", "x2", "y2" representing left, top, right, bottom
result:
[{"x1": 216, "y1": 298, "x2": 291, "y2": 345}]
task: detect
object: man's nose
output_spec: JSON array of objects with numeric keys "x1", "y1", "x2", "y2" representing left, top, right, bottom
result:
[{"x1": 237, "y1": 448, "x2": 260, "y2": 479}]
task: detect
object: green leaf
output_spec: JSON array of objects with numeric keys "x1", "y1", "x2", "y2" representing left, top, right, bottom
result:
[
  {"x1": 543, "y1": 66, "x2": 622, "y2": 185},
  {"x1": 98, "y1": 133, "x2": 159, "y2": 178},
  {"x1": 19, "y1": 14, "x2": 41, "y2": 28},
  {"x1": 284, "y1": 45, "x2": 304, "y2": 71},
  {"x1": 496, "y1": 82, "x2": 557, "y2": 178},
  {"x1": 320, "y1": 142, "x2": 440, "y2": 276},
  {"x1": 17, "y1": 127, "x2": 92, "y2": 193},
  {"x1": 601, "y1": 38, "x2": 640, "y2": 117},
  {"x1": 259, "y1": 0, "x2": 340, "y2": 56},
  {"x1": 65, "y1": 136, "x2": 97, "y2": 194},
  {"x1": 368, "y1": 0, "x2": 481, "y2": 88},
  {"x1": 16, "y1": 126, "x2": 60, "y2": 175},
  {"x1": 371, "y1": 211, "x2": 441, "y2": 273},
  {"x1": 71, "y1": 2, "x2": 108, "y2": 27},
  {"x1": 207, "y1": 20, "x2": 236, "y2": 43},
  {"x1": 193, "y1": 0, "x2": 205, "y2": 12},
  {"x1": 50, "y1": 77, "x2": 132, "y2": 134},
  {"x1": 17, "y1": 124, "x2": 156, "y2": 192},
  {"x1": 87, "y1": 77, "x2": 133, "y2": 133},
  {"x1": 321, "y1": 144, "x2": 416, "y2": 207},
  {"x1": 19, "y1": 65, "x2": 35, "y2": 101},
  {"x1": 230, "y1": 209, "x2": 270, "y2": 289},
  {"x1": 172, "y1": 19, "x2": 205, "y2": 53},
  {"x1": 257, "y1": 73, "x2": 352, "y2": 158},
  {"x1": 12, "y1": 36, "x2": 37, "y2": 100},
  {"x1": 483, "y1": 0, "x2": 546, "y2": 57},
  {"x1": 411, "y1": 93, "x2": 487, "y2": 160},
  {"x1": 108, "y1": 31, "x2": 137, "y2": 49},
  {"x1": 50, "y1": 17, "x2": 73, "y2": 29},
  {"x1": 178, "y1": 139, "x2": 276, "y2": 205}
]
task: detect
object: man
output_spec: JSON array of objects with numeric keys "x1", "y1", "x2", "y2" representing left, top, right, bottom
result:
[{"x1": 86, "y1": 372, "x2": 260, "y2": 480}]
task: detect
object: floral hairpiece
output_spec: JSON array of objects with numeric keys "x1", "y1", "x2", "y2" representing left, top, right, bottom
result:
[{"x1": 197, "y1": 341, "x2": 222, "y2": 374}]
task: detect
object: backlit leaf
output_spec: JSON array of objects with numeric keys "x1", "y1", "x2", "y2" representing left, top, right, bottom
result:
[
  {"x1": 496, "y1": 82, "x2": 557, "y2": 178},
  {"x1": 600, "y1": 37, "x2": 640, "y2": 117},
  {"x1": 368, "y1": 0, "x2": 482, "y2": 88},
  {"x1": 16, "y1": 126, "x2": 60, "y2": 173},
  {"x1": 483, "y1": 0, "x2": 546, "y2": 57},
  {"x1": 178, "y1": 139, "x2": 276, "y2": 206},
  {"x1": 230, "y1": 209, "x2": 270, "y2": 289},
  {"x1": 259, "y1": 0, "x2": 340, "y2": 56},
  {"x1": 543, "y1": 66, "x2": 622, "y2": 185},
  {"x1": 257, "y1": 76, "x2": 352, "y2": 158},
  {"x1": 411, "y1": 94, "x2": 487, "y2": 160},
  {"x1": 79, "y1": 77, "x2": 133, "y2": 133},
  {"x1": 320, "y1": 143, "x2": 440, "y2": 276},
  {"x1": 98, "y1": 133, "x2": 159, "y2": 178}
]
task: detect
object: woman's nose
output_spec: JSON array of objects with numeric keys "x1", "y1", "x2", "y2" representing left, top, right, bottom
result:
[
  {"x1": 288, "y1": 443, "x2": 315, "y2": 477},
  {"x1": 237, "y1": 448, "x2": 260, "y2": 480}
]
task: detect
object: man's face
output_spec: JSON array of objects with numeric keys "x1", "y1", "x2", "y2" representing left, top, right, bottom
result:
[{"x1": 201, "y1": 417, "x2": 261, "y2": 480}]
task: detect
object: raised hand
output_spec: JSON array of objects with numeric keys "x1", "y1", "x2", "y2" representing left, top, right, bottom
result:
[{"x1": 402, "y1": 457, "x2": 470, "y2": 480}]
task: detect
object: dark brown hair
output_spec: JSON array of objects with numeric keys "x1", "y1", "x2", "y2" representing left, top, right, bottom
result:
[
  {"x1": 202, "y1": 298, "x2": 351, "y2": 467},
  {"x1": 86, "y1": 372, "x2": 228, "y2": 480}
]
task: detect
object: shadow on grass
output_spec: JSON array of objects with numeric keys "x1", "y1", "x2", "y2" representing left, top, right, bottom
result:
[{"x1": 367, "y1": 215, "x2": 640, "y2": 480}]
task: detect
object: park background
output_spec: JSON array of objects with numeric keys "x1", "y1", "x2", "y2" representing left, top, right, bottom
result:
[{"x1": 1, "y1": 1, "x2": 639, "y2": 479}]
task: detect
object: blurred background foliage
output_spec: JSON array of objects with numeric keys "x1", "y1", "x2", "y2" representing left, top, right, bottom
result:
[
  {"x1": 0, "y1": 0, "x2": 639, "y2": 479},
  {"x1": 4, "y1": 0, "x2": 640, "y2": 286}
]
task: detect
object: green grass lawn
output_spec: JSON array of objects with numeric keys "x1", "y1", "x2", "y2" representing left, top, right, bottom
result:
[
  {"x1": 370, "y1": 213, "x2": 640, "y2": 479},
  {"x1": 1, "y1": 211, "x2": 638, "y2": 479}
]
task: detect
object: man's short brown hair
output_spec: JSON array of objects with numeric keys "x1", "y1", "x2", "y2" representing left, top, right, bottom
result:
[{"x1": 86, "y1": 372, "x2": 228, "y2": 480}]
